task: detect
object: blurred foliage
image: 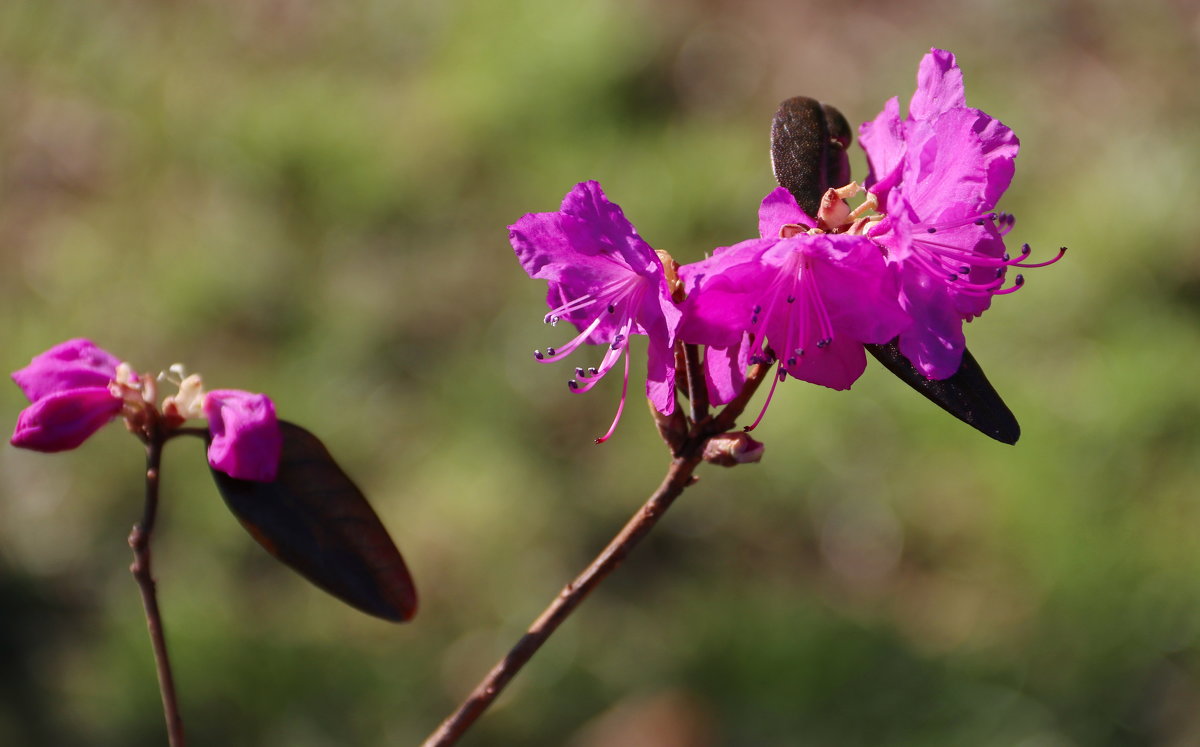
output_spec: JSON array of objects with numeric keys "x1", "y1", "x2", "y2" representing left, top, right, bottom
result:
[{"x1": 2, "y1": 0, "x2": 1200, "y2": 744}]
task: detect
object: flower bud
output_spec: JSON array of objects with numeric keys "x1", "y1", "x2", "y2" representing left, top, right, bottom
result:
[
  {"x1": 11, "y1": 387, "x2": 123, "y2": 452},
  {"x1": 12, "y1": 338, "x2": 120, "y2": 402},
  {"x1": 204, "y1": 390, "x2": 282, "y2": 482},
  {"x1": 702, "y1": 431, "x2": 764, "y2": 467}
]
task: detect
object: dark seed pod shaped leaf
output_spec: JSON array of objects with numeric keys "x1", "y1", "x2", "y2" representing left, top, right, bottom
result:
[
  {"x1": 770, "y1": 96, "x2": 1020, "y2": 444},
  {"x1": 210, "y1": 421, "x2": 418, "y2": 622},
  {"x1": 867, "y1": 342, "x2": 1019, "y2": 444},
  {"x1": 770, "y1": 96, "x2": 851, "y2": 217},
  {"x1": 820, "y1": 103, "x2": 852, "y2": 192}
]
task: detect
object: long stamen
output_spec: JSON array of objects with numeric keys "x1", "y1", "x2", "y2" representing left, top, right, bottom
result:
[
  {"x1": 535, "y1": 315, "x2": 604, "y2": 363},
  {"x1": 743, "y1": 365, "x2": 786, "y2": 433},
  {"x1": 992, "y1": 274, "x2": 1025, "y2": 295},
  {"x1": 917, "y1": 210, "x2": 997, "y2": 232},
  {"x1": 567, "y1": 341, "x2": 624, "y2": 393},
  {"x1": 593, "y1": 350, "x2": 630, "y2": 444},
  {"x1": 1013, "y1": 246, "x2": 1067, "y2": 268},
  {"x1": 916, "y1": 238, "x2": 1012, "y2": 268},
  {"x1": 946, "y1": 271, "x2": 1007, "y2": 294},
  {"x1": 543, "y1": 277, "x2": 637, "y2": 324},
  {"x1": 909, "y1": 249, "x2": 960, "y2": 282},
  {"x1": 565, "y1": 316, "x2": 634, "y2": 392}
]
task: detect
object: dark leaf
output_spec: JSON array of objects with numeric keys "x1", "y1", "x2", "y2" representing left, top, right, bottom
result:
[
  {"x1": 770, "y1": 96, "x2": 1021, "y2": 444},
  {"x1": 210, "y1": 421, "x2": 417, "y2": 622},
  {"x1": 867, "y1": 342, "x2": 1019, "y2": 444},
  {"x1": 770, "y1": 96, "x2": 850, "y2": 218}
]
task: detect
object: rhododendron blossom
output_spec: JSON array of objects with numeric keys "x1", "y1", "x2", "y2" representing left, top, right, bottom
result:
[
  {"x1": 10, "y1": 339, "x2": 281, "y2": 481},
  {"x1": 858, "y1": 47, "x2": 1064, "y2": 378},
  {"x1": 509, "y1": 181, "x2": 681, "y2": 442},
  {"x1": 679, "y1": 188, "x2": 909, "y2": 417}
]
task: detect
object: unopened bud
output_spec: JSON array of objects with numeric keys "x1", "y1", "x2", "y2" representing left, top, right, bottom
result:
[{"x1": 702, "y1": 431, "x2": 764, "y2": 467}]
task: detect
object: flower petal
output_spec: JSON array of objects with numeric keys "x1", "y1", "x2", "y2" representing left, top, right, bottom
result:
[
  {"x1": 757, "y1": 187, "x2": 815, "y2": 239},
  {"x1": 10, "y1": 386, "x2": 122, "y2": 452},
  {"x1": 859, "y1": 95, "x2": 905, "y2": 200},
  {"x1": 901, "y1": 108, "x2": 1018, "y2": 218},
  {"x1": 204, "y1": 390, "x2": 282, "y2": 482},
  {"x1": 678, "y1": 239, "x2": 778, "y2": 348},
  {"x1": 909, "y1": 48, "x2": 966, "y2": 121},
  {"x1": 702, "y1": 338, "x2": 749, "y2": 406},
  {"x1": 896, "y1": 268, "x2": 970, "y2": 379},
  {"x1": 12, "y1": 339, "x2": 121, "y2": 403},
  {"x1": 510, "y1": 180, "x2": 668, "y2": 344}
]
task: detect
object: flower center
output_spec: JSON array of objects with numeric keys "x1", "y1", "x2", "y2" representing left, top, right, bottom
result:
[{"x1": 778, "y1": 182, "x2": 885, "y2": 239}]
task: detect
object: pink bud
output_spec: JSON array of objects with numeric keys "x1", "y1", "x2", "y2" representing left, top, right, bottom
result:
[
  {"x1": 12, "y1": 339, "x2": 121, "y2": 402},
  {"x1": 11, "y1": 387, "x2": 123, "y2": 452},
  {"x1": 702, "y1": 431, "x2": 765, "y2": 467},
  {"x1": 204, "y1": 390, "x2": 282, "y2": 482}
]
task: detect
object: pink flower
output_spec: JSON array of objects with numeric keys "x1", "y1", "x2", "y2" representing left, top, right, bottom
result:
[
  {"x1": 10, "y1": 339, "x2": 123, "y2": 452},
  {"x1": 859, "y1": 48, "x2": 1063, "y2": 379},
  {"x1": 679, "y1": 188, "x2": 909, "y2": 411},
  {"x1": 509, "y1": 181, "x2": 682, "y2": 442},
  {"x1": 10, "y1": 339, "x2": 282, "y2": 481}
]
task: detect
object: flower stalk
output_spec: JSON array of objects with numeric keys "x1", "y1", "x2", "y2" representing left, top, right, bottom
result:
[
  {"x1": 420, "y1": 348, "x2": 770, "y2": 746},
  {"x1": 128, "y1": 420, "x2": 186, "y2": 747}
]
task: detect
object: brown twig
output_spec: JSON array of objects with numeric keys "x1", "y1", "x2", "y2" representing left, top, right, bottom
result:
[
  {"x1": 420, "y1": 351, "x2": 772, "y2": 746},
  {"x1": 129, "y1": 423, "x2": 186, "y2": 747},
  {"x1": 420, "y1": 453, "x2": 703, "y2": 746}
]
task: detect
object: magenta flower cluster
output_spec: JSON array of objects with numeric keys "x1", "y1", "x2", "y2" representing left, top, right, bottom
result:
[
  {"x1": 11, "y1": 339, "x2": 281, "y2": 482},
  {"x1": 509, "y1": 49, "x2": 1062, "y2": 437}
]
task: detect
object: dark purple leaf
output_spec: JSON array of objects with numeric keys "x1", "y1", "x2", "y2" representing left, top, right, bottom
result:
[{"x1": 210, "y1": 421, "x2": 417, "y2": 622}]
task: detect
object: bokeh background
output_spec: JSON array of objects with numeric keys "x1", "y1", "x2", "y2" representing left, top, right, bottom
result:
[{"x1": 2, "y1": 0, "x2": 1199, "y2": 744}]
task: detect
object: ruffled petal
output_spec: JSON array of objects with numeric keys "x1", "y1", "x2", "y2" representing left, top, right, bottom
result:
[
  {"x1": 10, "y1": 386, "x2": 122, "y2": 452},
  {"x1": 902, "y1": 109, "x2": 1018, "y2": 218},
  {"x1": 511, "y1": 181, "x2": 671, "y2": 345},
  {"x1": 12, "y1": 339, "x2": 121, "y2": 403},
  {"x1": 204, "y1": 390, "x2": 282, "y2": 482},
  {"x1": 859, "y1": 96, "x2": 905, "y2": 200},
  {"x1": 909, "y1": 48, "x2": 966, "y2": 121},
  {"x1": 639, "y1": 285, "x2": 681, "y2": 415}
]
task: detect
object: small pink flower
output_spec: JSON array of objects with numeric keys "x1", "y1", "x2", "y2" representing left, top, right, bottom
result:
[
  {"x1": 10, "y1": 339, "x2": 123, "y2": 452},
  {"x1": 679, "y1": 188, "x2": 909, "y2": 396},
  {"x1": 12, "y1": 387, "x2": 124, "y2": 452},
  {"x1": 509, "y1": 180, "x2": 682, "y2": 442},
  {"x1": 10, "y1": 340, "x2": 282, "y2": 482}
]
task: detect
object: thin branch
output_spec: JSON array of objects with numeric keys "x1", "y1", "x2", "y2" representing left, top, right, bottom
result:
[
  {"x1": 421, "y1": 359, "x2": 771, "y2": 746},
  {"x1": 129, "y1": 423, "x2": 186, "y2": 747},
  {"x1": 420, "y1": 453, "x2": 703, "y2": 747}
]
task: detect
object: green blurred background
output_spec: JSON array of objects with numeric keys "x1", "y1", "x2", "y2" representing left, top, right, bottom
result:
[{"x1": 2, "y1": 0, "x2": 1199, "y2": 744}]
